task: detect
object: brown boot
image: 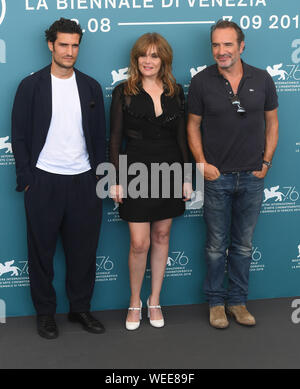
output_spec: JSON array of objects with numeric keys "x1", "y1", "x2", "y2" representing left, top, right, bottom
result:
[
  {"x1": 209, "y1": 306, "x2": 229, "y2": 329},
  {"x1": 227, "y1": 305, "x2": 256, "y2": 326}
]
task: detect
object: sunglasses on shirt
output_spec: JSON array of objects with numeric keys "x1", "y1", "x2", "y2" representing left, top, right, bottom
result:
[{"x1": 230, "y1": 94, "x2": 246, "y2": 116}]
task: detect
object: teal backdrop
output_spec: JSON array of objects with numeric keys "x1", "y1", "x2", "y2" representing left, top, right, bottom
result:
[{"x1": 0, "y1": 0, "x2": 300, "y2": 317}]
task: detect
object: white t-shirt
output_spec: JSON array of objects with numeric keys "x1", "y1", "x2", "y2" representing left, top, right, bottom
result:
[{"x1": 36, "y1": 72, "x2": 91, "y2": 175}]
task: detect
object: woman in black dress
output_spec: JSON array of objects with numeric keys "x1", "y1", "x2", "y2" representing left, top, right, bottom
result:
[{"x1": 109, "y1": 33, "x2": 192, "y2": 330}]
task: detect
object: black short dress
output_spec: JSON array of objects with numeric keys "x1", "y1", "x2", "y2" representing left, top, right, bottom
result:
[{"x1": 109, "y1": 83, "x2": 190, "y2": 222}]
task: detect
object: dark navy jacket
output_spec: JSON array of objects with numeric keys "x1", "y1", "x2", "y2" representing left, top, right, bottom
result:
[{"x1": 11, "y1": 65, "x2": 106, "y2": 191}]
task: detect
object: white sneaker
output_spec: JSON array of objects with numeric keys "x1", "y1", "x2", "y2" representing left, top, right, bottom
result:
[
  {"x1": 147, "y1": 297, "x2": 164, "y2": 328},
  {"x1": 125, "y1": 300, "x2": 142, "y2": 331}
]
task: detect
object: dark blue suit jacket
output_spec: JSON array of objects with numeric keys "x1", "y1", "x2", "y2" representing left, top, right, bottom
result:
[{"x1": 11, "y1": 65, "x2": 106, "y2": 191}]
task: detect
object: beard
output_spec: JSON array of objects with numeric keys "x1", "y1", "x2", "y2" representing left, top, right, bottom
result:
[
  {"x1": 53, "y1": 56, "x2": 76, "y2": 70},
  {"x1": 216, "y1": 55, "x2": 239, "y2": 69}
]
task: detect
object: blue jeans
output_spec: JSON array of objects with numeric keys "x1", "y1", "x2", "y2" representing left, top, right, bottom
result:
[{"x1": 203, "y1": 172, "x2": 264, "y2": 307}]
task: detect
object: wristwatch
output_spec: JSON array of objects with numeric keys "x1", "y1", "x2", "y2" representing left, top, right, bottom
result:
[{"x1": 263, "y1": 160, "x2": 272, "y2": 168}]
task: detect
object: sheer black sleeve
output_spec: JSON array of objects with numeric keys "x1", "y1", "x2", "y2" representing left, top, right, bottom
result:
[
  {"x1": 109, "y1": 84, "x2": 124, "y2": 184},
  {"x1": 176, "y1": 85, "x2": 192, "y2": 182}
]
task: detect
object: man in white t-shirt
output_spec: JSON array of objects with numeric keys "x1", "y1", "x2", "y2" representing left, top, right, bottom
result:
[{"x1": 12, "y1": 18, "x2": 106, "y2": 339}]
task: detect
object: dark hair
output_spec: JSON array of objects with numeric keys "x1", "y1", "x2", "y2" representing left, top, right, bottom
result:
[
  {"x1": 45, "y1": 18, "x2": 83, "y2": 43},
  {"x1": 210, "y1": 20, "x2": 245, "y2": 47}
]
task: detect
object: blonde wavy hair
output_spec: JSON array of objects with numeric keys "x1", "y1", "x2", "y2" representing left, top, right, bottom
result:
[{"x1": 124, "y1": 33, "x2": 178, "y2": 97}]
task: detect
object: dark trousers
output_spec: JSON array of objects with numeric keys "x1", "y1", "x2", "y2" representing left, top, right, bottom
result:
[{"x1": 24, "y1": 168, "x2": 102, "y2": 315}]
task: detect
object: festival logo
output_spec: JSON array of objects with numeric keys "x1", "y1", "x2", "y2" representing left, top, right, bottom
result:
[
  {"x1": 266, "y1": 39, "x2": 300, "y2": 93},
  {"x1": 111, "y1": 67, "x2": 128, "y2": 86},
  {"x1": 263, "y1": 186, "x2": 284, "y2": 202},
  {"x1": 190, "y1": 65, "x2": 207, "y2": 78},
  {"x1": 184, "y1": 169, "x2": 204, "y2": 218},
  {"x1": 261, "y1": 184, "x2": 300, "y2": 214},
  {"x1": 250, "y1": 246, "x2": 264, "y2": 272},
  {"x1": 0, "y1": 259, "x2": 30, "y2": 288},
  {"x1": 0, "y1": 136, "x2": 11, "y2": 153},
  {"x1": 185, "y1": 190, "x2": 204, "y2": 210},
  {"x1": 106, "y1": 200, "x2": 121, "y2": 223},
  {"x1": 0, "y1": 0, "x2": 6, "y2": 26},
  {"x1": 184, "y1": 65, "x2": 207, "y2": 92},
  {"x1": 167, "y1": 251, "x2": 190, "y2": 267},
  {"x1": 0, "y1": 260, "x2": 21, "y2": 277},
  {"x1": 105, "y1": 66, "x2": 128, "y2": 99},
  {"x1": 250, "y1": 246, "x2": 265, "y2": 272},
  {"x1": 291, "y1": 243, "x2": 300, "y2": 271},
  {"x1": 183, "y1": 65, "x2": 207, "y2": 94},
  {"x1": 95, "y1": 255, "x2": 118, "y2": 282},
  {"x1": 0, "y1": 136, "x2": 15, "y2": 166},
  {"x1": 147, "y1": 250, "x2": 192, "y2": 279},
  {"x1": 266, "y1": 64, "x2": 288, "y2": 80}
]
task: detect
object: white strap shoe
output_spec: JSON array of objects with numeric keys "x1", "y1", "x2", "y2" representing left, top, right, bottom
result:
[
  {"x1": 126, "y1": 300, "x2": 142, "y2": 331},
  {"x1": 147, "y1": 298, "x2": 164, "y2": 328}
]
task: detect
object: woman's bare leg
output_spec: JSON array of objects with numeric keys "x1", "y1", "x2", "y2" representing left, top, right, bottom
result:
[
  {"x1": 148, "y1": 218, "x2": 173, "y2": 320},
  {"x1": 126, "y1": 222, "x2": 150, "y2": 322}
]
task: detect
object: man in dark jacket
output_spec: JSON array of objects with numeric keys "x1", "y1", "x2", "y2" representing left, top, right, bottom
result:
[{"x1": 12, "y1": 18, "x2": 106, "y2": 339}]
